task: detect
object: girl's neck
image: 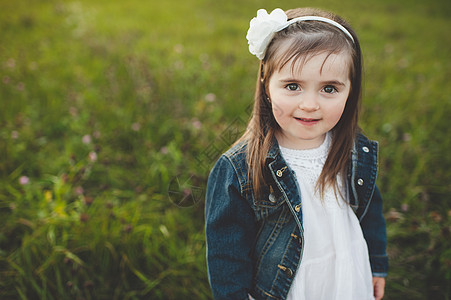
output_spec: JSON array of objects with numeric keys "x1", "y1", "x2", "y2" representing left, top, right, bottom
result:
[{"x1": 275, "y1": 131, "x2": 327, "y2": 150}]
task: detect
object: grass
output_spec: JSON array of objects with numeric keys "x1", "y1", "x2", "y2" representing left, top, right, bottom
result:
[{"x1": 1, "y1": 0, "x2": 450, "y2": 299}]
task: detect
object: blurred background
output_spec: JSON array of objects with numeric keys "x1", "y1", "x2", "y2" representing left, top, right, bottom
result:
[{"x1": 1, "y1": 0, "x2": 450, "y2": 299}]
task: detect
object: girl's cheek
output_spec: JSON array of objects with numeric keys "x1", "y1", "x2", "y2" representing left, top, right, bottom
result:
[
  {"x1": 271, "y1": 98, "x2": 289, "y2": 118},
  {"x1": 332, "y1": 103, "x2": 347, "y2": 121},
  {"x1": 272, "y1": 104, "x2": 285, "y2": 119}
]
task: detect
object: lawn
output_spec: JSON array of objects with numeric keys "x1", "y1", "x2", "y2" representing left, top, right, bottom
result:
[{"x1": 1, "y1": 0, "x2": 450, "y2": 299}]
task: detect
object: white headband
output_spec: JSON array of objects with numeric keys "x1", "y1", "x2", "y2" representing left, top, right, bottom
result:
[{"x1": 246, "y1": 8, "x2": 355, "y2": 60}]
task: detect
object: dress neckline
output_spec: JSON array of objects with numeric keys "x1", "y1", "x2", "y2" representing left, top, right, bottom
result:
[{"x1": 279, "y1": 132, "x2": 331, "y2": 160}]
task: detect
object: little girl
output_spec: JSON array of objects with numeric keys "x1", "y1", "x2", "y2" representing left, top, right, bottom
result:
[{"x1": 205, "y1": 7, "x2": 388, "y2": 300}]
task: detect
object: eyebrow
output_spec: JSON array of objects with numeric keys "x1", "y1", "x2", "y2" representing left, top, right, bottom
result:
[{"x1": 279, "y1": 78, "x2": 347, "y2": 87}]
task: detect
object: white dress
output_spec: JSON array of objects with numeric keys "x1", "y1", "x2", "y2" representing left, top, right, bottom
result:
[{"x1": 280, "y1": 133, "x2": 374, "y2": 300}]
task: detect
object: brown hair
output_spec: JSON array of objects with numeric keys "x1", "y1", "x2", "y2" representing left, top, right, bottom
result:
[{"x1": 237, "y1": 8, "x2": 362, "y2": 199}]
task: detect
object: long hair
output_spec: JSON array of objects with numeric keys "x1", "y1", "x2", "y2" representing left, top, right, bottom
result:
[{"x1": 237, "y1": 8, "x2": 363, "y2": 199}]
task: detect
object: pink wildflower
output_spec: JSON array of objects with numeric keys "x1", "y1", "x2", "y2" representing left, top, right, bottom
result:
[
  {"x1": 19, "y1": 176, "x2": 29, "y2": 185},
  {"x1": 88, "y1": 151, "x2": 97, "y2": 162},
  {"x1": 205, "y1": 93, "x2": 216, "y2": 102},
  {"x1": 82, "y1": 134, "x2": 91, "y2": 144},
  {"x1": 17, "y1": 82, "x2": 25, "y2": 91},
  {"x1": 131, "y1": 122, "x2": 141, "y2": 131},
  {"x1": 173, "y1": 44, "x2": 184, "y2": 54},
  {"x1": 160, "y1": 146, "x2": 169, "y2": 154},
  {"x1": 192, "y1": 119, "x2": 202, "y2": 129},
  {"x1": 402, "y1": 133, "x2": 411, "y2": 142},
  {"x1": 401, "y1": 203, "x2": 409, "y2": 212},
  {"x1": 74, "y1": 186, "x2": 84, "y2": 195},
  {"x1": 6, "y1": 58, "x2": 15, "y2": 69}
]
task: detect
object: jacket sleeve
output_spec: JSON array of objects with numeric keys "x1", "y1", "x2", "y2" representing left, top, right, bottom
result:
[
  {"x1": 205, "y1": 155, "x2": 257, "y2": 300},
  {"x1": 360, "y1": 185, "x2": 389, "y2": 277}
]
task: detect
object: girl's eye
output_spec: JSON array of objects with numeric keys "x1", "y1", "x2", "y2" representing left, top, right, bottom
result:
[
  {"x1": 286, "y1": 83, "x2": 300, "y2": 91},
  {"x1": 322, "y1": 85, "x2": 338, "y2": 94}
]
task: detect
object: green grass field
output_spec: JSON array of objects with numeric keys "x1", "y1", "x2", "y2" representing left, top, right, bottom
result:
[{"x1": 1, "y1": 0, "x2": 450, "y2": 298}]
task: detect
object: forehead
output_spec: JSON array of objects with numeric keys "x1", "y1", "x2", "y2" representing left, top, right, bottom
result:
[
  {"x1": 277, "y1": 51, "x2": 351, "y2": 80},
  {"x1": 271, "y1": 38, "x2": 353, "y2": 78}
]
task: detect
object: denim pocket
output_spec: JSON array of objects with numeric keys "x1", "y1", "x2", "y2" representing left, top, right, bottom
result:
[
  {"x1": 254, "y1": 186, "x2": 290, "y2": 224},
  {"x1": 254, "y1": 185, "x2": 284, "y2": 207}
]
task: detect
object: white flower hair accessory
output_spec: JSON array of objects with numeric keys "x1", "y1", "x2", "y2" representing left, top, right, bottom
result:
[
  {"x1": 246, "y1": 9, "x2": 288, "y2": 60},
  {"x1": 246, "y1": 8, "x2": 355, "y2": 60}
]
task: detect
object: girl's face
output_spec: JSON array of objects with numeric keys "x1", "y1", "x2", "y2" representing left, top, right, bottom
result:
[{"x1": 268, "y1": 50, "x2": 351, "y2": 150}]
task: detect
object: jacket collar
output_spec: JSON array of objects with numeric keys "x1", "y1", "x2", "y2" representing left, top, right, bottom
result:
[{"x1": 266, "y1": 138, "x2": 280, "y2": 160}]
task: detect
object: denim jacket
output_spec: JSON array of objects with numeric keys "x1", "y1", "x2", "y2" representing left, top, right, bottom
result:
[{"x1": 205, "y1": 133, "x2": 388, "y2": 300}]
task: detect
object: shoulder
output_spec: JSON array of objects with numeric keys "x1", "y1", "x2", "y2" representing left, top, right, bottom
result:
[
  {"x1": 356, "y1": 132, "x2": 379, "y2": 151},
  {"x1": 223, "y1": 140, "x2": 248, "y2": 160},
  {"x1": 208, "y1": 140, "x2": 250, "y2": 188},
  {"x1": 354, "y1": 132, "x2": 379, "y2": 164},
  {"x1": 219, "y1": 140, "x2": 250, "y2": 173}
]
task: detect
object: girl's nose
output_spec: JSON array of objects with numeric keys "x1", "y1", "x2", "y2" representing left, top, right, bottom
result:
[{"x1": 298, "y1": 93, "x2": 320, "y2": 111}]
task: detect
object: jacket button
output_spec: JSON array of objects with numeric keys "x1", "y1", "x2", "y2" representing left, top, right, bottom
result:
[
  {"x1": 357, "y1": 178, "x2": 364, "y2": 186},
  {"x1": 276, "y1": 166, "x2": 287, "y2": 177},
  {"x1": 291, "y1": 234, "x2": 302, "y2": 246},
  {"x1": 362, "y1": 146, "x2": 369, "y2": 153},
  {"x1": 295, "y1": 204, "x2": 301, "y2": 212},
  {"x1": 278, "y1": 264, "x2": 293, "y2": 278},
  {"x1": 284, "y1": 268, "x2": 293, "y2": 278},
  {"x1": 269, "y1": 194, "x2": 276, "y2": 203}
]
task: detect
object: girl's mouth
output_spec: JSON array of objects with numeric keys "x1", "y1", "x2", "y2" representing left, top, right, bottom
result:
[{"x1": 294, "y1": 117, "x2": 320, "y2": 125}]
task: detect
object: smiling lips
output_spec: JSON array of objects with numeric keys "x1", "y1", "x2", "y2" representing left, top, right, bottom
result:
[{"x1": 294, "y1": 117, "x2": 321, "y2": 126}]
